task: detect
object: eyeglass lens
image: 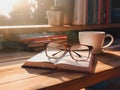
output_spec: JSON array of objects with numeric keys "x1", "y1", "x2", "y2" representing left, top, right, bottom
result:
[
  {"x1": 46, "y1": 43, "x2": 65, "y2": 58},
  {"x1": 70, "y1": 45, "x2": 90, "y2": 60}
]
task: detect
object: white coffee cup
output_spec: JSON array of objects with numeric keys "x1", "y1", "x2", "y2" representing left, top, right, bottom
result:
[{"x1": 78, "y1": 31, "x2": 114, "y2": 53}]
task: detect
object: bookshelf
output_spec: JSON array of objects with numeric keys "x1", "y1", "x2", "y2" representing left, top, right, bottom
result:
[
  {"x1": 0, "y1": 0, "x2": 119, "y2": 34},
  {"x1": 0, "y1": 0, "x2": 120, "y2": 39}
]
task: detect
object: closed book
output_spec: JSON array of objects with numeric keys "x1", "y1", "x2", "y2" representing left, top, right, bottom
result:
[
  {"x1": 17, "y1": 34, "x2": 67, "y2": 43},
  {"x1": 102, "y1": 0, "x2": 107, "y2": 24},
  {"x1": 82, "y1": 0, "x2": 88, "y2": 25},
  {"x1": 105, "y1": 0, "x2": 111, "y2": 24},
  {"x1": 87, "y1": 0, "x2": 98, "y2": 25},
  {"x1": 93, "y1": 0, "x2": 99, "y2": 24},
  {"x1": 87, "y1": 0, "x2": 99, "y2": 25},
  {"x1": 87, "y1": 0, "x2": 94, "y2": 25},
  {"x1": 98, "y1": 0, "x2": 102, "y2": 24},
  {"x1": 27, "y1": 39, "x2": 67, "y2": 48}
]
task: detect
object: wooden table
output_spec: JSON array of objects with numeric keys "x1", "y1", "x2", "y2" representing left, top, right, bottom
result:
[{"x1": 0, "y1": 50, "x2": 120, "y2": 90}]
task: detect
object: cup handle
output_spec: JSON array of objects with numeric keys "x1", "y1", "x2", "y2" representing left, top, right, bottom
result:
[{"x1": 102, "y1": 34, "x2": 114, "y2": 48}]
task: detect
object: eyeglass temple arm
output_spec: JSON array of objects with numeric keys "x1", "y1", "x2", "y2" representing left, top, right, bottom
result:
[
  {"x1": 71, "y1": 50, "x2": 82, "y2": 57},
  {"x1": 71, "y1": 48, "x2": 92, "y2": 57},
  {"x1": 52, "y1": 49, "x2": 82, "y2": 58},
  {"x1": 52, "y1": 49, "x2": 64, "y2": 56}
]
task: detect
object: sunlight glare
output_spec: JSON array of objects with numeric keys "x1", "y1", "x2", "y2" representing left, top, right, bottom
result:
[{"x1": 0, "y1": 0, "x2": 20, "y2": 17}]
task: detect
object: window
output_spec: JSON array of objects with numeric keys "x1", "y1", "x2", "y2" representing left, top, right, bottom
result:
[
  {"x1": 0, "y1": 0, "x2": 54, "y2": 26},
  {"x1": 0, "y1": 0, "x2": 67, "y2": 65}
]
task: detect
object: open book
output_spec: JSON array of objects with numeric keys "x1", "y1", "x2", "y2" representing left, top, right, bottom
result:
[{"x1": 22, "y1": 51, "x2": 95, "y2": 73}]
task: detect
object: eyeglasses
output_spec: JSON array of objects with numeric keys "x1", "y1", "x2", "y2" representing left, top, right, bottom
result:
[{"x1": 45, "y1": 42, "x2": 93, "y2": 62}]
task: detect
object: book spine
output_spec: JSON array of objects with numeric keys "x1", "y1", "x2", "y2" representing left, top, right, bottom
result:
[
  {"x1": 93, "y1": 0, "x2": 97, "y2": 24},
  {"x1": 94, "y1": 0, "x2": 99, "y2": 24},
  {"x1": 87, "y1": 0, "x2": 94, "y2": 25},
  {"x1": 102, "y1": 0, "x2": 105, "y2": 24},
  {"x1": 109, "y1": 0, "x2": 112, "y2": 23},
  {"x1": 82, "y1": 0, "x2": 88, "y2": 25},
  {"x1": 19, "y1": 35, "x2": 67, "y2": 43},
  {"x1": 83, "y1": 0, "x2": 88, "y2": 25},
  {"x1": 98, "y1": 0, "x2": 102, "y2": 24},
  {"x1": 98, "y1": 0, "x2": 105, "y2": 24},
  {"x1": 72, "y1": 0, "x2": 83, "y2": 25},
  {"x1": 106, "y1": 0, "x2": 110, "y2": 24}
]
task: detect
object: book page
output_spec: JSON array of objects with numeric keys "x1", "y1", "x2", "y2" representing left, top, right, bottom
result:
[
  {"x1": 23, "y1": 51, "x2": 59, "y2": 69},
  {"x1": 56, "y1": 52, "x2": 94, "y2": 73}
]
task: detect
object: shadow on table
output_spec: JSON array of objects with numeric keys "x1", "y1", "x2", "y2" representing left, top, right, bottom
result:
[
  {"x1": 86, "y1": 51, "x2": 120, "y2": 90},
  {"x1": 94, "y1": 51, "x2": 120, "y2": 68}
]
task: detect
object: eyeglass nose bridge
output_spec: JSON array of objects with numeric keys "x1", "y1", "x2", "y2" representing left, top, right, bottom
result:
[
  {"x1": 64, "y1": 46, "x2": 74, "y2": 57},
  {"x1": 65, "y1": 44, "x2": 72, "y2": 50},
  {"x1": 65, "y1": 47, "x2": 70, "y2": 51},
  {"x1": 58, "y1": 46, "x2": 71, "y2": 58}
]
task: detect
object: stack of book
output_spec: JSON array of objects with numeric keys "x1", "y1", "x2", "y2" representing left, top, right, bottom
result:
[
  {"x1": 17, "y1": 33, "x2": 67, "y2": 51},
  {"x1": 2, "y1": 33, "x2": 67, "y2": 51}
]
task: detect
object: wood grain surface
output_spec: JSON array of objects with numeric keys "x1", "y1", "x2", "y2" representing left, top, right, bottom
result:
[{"x1": 0, "y1": 50, "x2": 120, "y2": 90}]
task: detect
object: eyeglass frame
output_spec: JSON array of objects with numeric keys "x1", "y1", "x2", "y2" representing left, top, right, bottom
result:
[{"x1": 45, "y1": 42, "x2": 93, "y2": 62}]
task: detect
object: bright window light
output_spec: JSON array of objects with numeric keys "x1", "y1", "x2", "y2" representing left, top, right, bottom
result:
[{"x1": 0, "y1": 0, "x2": 54, "y2": 26}]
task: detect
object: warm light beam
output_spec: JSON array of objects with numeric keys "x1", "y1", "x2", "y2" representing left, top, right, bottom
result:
[
  {"x1": 0, "y1": 0, "x2": 34, "y2": 18},
  {"x1": 0, "y1": 0, "x2": 20, "y2": 17}
]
